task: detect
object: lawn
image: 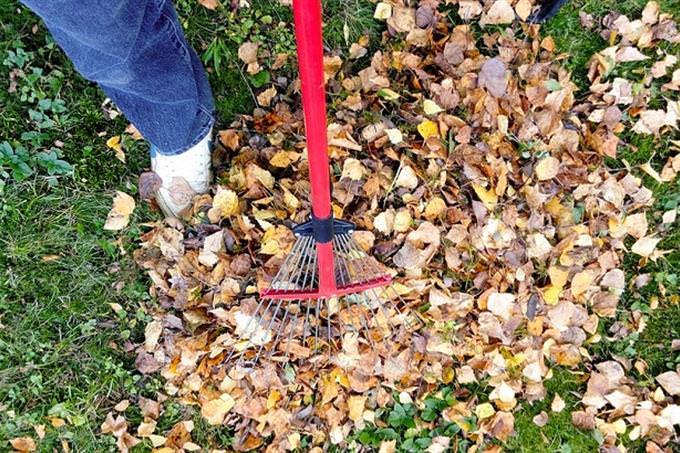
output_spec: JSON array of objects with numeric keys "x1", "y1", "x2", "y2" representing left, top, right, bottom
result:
[{"x1": 1, "y1": 0, "x2": 678, "y2": 451}]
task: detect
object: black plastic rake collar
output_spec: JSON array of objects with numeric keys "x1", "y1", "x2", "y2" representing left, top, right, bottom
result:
[{"x1": 292, "y1": 216, "x2": 356, "y2": 243}]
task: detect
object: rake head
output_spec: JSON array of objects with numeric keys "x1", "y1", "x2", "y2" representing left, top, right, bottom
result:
[{"x1": 230, "y1": 218, "x2": 410, "y2": 367}]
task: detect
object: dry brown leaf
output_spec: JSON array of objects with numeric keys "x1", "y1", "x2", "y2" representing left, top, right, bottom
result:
[
  {"x1": 201, "y1": 395, "x2": 235, "y2": 425},
  {"x1": 10, "y1": 437, "x2": 36, "y2": 452},
  {"x1": 480, "y1": 0, "x2": 515, "y2": 26},
  {"x1": 237, "y1": 42, "x2": 258, "y2": 64},
  {"x1": 656, "y1": 371, "x2": 680, "y2": 395},
  {"x1": 631, "y1": 236, "x2": 661, "y2": 257},
  {"x1": 478, "y1": 58, "x2": 508, "y2": 98},
  {"x1": 198, "y1": 0, "x2": 219, "y2": 9},
  {"x1": 535, "y1": 156, "x2": 560, "y2": 180},
  {"x1": 104, "y1": 191, "x2": 135, "y2": 231}
]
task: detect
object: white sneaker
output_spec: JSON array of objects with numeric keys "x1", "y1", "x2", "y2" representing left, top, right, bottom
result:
[{"x1": 150, "y1": 130, "x2": 212, "y2": 218}]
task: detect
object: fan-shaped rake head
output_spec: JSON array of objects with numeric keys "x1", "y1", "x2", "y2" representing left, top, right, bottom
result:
[{"x1": 229, "y1": 219, "x2": 413, "y2": 367}]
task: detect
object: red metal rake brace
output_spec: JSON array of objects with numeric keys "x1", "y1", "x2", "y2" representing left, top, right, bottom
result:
[{"x1": 231, "y1": 0, "x2": 404, "y2": 365}]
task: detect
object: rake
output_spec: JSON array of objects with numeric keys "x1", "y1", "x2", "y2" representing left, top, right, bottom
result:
[{"x1": 230, "y1": 0, "x2": 410, "y2": 366}]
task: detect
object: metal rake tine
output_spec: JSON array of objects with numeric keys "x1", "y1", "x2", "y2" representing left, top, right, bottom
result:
[
  {"x1": 230, "y1": 237, "x2": 310, "y2": 365},
  {"x1": 327, "y1": 300, "x2": 332, "y2": 361},
  {"x1": 272, "y1": 235, "x2": 308, "y2": 283},
  {"x1": 266, "y1": 302, "x2": 292, "y2": 360},
  {"x1": 283, "y1": 305, "x2": 302, "y2": 360},
  {"x1": 228, "y1": 239, "x2": 311, "y2": 363},
  {"x1": 279, "y1": 236, "x2": 314, "y2": 288},
  {"x1": 346, "y1": 234, "x2": 404, "y2": 315},
  {"x1": 225, "y1": 295, "x2": 274, "y2": 364},
  {"x1": 297, "y1": 236, "x2": 317, "y2": 291},
  {"x1": 298, "y1": 245, "x2": 317, "y2": 347},
  {"x1": 250, "y1": 297, "x2": 286, "y2": 364},
  {"x1": 332, "y1": 237, "x2": 353, "y2": 336},
  {"x1": 341, "y1": 233, "x2": 380, "y2": 280},
  {"x1": 313, "y1": 296, "x2": 322, "y2": 352},
  {"x1": 333, "y1": 237, "x2": 376, "y2": 347},
  {"x1": 367, "y1": 287, "x2": 398, "y2": 339},
  {"x1": 338, "y1": 234, "x2": 403, "y2": 334},
  {"x1": 383, "y1": 283, "x2": 422, "y2": 331},
  {"x1": 355, "y1": 295, "x2": 378, "y2": 347},
  {"x1": 301, "y1": 296, "x2": 314, "y2": 350},
  {"x1": 334, "y1": 235, "x2": 373, "y2": 345},
  {"x1": 262, "y1": 236, "x2": 316, "y2": 361},
  {"x1": 339, "y1": 234, "x2": 378, "y2": 280},
  {"x1": 334, "y1": 236, "x2": 390, "y2": 343}
]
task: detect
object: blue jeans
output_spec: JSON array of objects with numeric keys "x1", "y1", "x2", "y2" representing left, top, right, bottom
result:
[{"x1": 21, "y1": 0, "x2": 215, "y2": 156}]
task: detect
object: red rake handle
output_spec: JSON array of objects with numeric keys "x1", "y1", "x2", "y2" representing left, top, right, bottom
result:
[
  {"x1": 293, "y1": 0, "x2": 331, "y2": 220},
  {"x1": 293, "y1": 0, "x2": 337, "y2": 294}
]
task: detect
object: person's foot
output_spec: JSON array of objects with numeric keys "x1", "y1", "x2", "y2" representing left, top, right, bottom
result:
[{"x1": 150, "y1": 130, "x2": 212, "y2": 218}]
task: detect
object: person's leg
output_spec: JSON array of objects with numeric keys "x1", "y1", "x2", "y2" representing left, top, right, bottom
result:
[{"x1": 21, "y1": 0, "x2": 214, "y2": 216}]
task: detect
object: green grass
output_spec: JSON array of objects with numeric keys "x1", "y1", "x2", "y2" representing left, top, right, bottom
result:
[
  {"x1": 0, "y1": 0, "x2": 679, "y2": 451},
  {"x1": 504, "y1": 370, "x2": 598, "y2": 453},
  {"x1": 0, "y1": 183, "x2": 147, "y2": 450}
]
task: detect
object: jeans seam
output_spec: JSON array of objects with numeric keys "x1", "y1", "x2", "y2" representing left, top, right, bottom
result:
[{"x1": 161, "y1": 12, "x2": 190, "y2": 64}]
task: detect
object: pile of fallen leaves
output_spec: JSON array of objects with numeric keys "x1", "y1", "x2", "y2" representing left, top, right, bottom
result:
[{"x1": 92, "y1": 1, "x2": 680, "y2": 451}]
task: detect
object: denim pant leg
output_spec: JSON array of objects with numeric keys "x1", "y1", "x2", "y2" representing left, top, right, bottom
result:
[{"x1": 21, "y1": 0, "x2": 215, "y2": 156}]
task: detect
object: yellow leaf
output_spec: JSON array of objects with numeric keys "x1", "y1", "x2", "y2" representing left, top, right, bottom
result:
[
  {"x1": 104, "y1": 191, "x2": 135, "y2": 231},
  {"x1": 198, "y1": 0, "x2": 219, "y2": 9},
  {"x1": 267, "y1": 390, "x2": 282, "y2": 410},
  {"x1": 208, "y1": 187, "x2": 239, "y2": 222},
  {"x1": 551, "y1": 394, "x2": 566, "y2": 413},
  {"x1": 515, "y1": 0, "x2": 532, "y2": 20},
  {"x1": 269, "y1": 150, "x2": 301, "y2": 168},
  {"x1": 394, "y1": 209, "x2": 412, "y2": 233},
  {"x1": 378, "y1": 88, "x2": 401, "y2": 100},
  {"x1": 395, "y1": 165, "x2": 419, "y2": 189},
  {"x1": 571, "y1": 270, "x2": 594, "y2": 297},
  {"x1": 424, "y1": 197, "x2": 446, "y2": 220},
  {"x1": 374, "y1": 2, "x2": 392, "y2": 20},
  {"x1": 612, "y1": 418, "x2": 627, "y2": 434},
  {"x1": 417, "y1": 120, "x2": 439, "y2": 139},
  {"x1": 282, "y1": 187, "x2": 300, "y2": 211},
  {"x1": 423, "y1": 99, "x2": 444, "y2": 115},
  {"x1": 137, "y1": 420, "x2": 156, "y2": 437},
  {"x1": 106, "y1": 135, "x2": 121, "y2": 149},
  {"x1": 10, "y1": 437, "x2": 36, "y2": 452},
  {"x1": 183, "y1": 442, "x2": 201, "y2": 452},
  {"x1": 287, "y1": 433, "x2": 301, "y2": 449},
  {"x1": 106, "y1": 135, "x2": 126, "y2": 163},
  {"x1": 472, "y1": 183, "x2": 498, "y2": 209},
  {"x1": 348, "y1": 395, "x2": 366, "y2": 422},
  {"x1": 144, "y1": 320, "x2": 162, "y2": 351},
  {"x1": 374, "y1": 210, "x2": 395, "y2": 235},
  {"x1": 640, "y1": 162, "x2": 664, "y2": 184},
  {"x1": 259, "y1": 225, "x2": 292, "y2": 256},
  {"x1": 149, "y1": 435, "x2": 167, "y2": 447},
  {"x1": 246, "y1": 163, "x2": 275, "y2": 189},
  {"x1": 548, "y1": 266, "x2": 569, "y2": 288},
  {"x1": 506, "y1": 352, "x2": 525, "y2": 368},
  {"x1": 542, "y1": 285, "x2": 561, "y2": 305},
  {"x1": 475, "y1": 402, "x2": 496, "y2": 420},
  {"x1": 256, "y1": 86, "x2": 277, "y2": 107}
]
